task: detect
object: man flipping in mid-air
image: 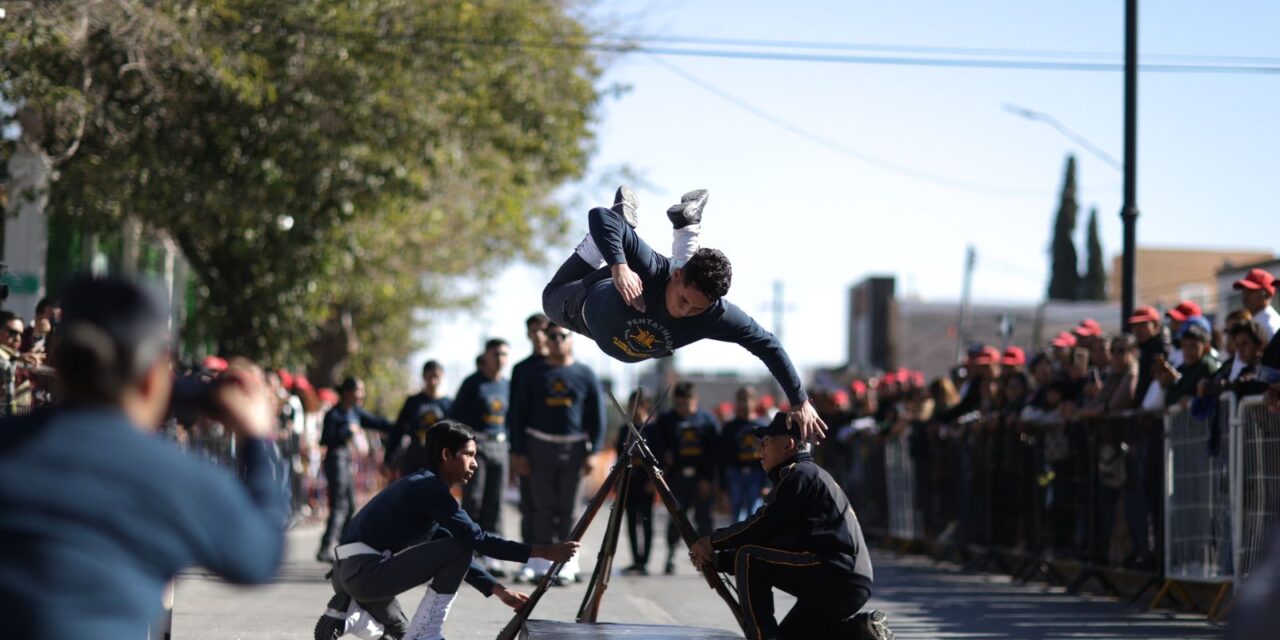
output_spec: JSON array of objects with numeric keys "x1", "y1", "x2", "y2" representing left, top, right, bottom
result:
[{"x1": 542, "y1": 187, "x2": 826, "y2": 440}]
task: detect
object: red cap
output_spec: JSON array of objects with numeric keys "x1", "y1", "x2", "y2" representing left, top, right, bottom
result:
[
  {"x1": 850, "y1": 380, "x2": 868, "y2": 396},
  {"x1": 1127, "y1": 305, "x2": 1161, "y2": 325},
  {"x1": 202, "y1": 355, "x2": 228, "y2": 372},
  {"x1": 1073, "y1": 318, "x2": 1102, "y2": 338},
  {"x1": 972, "y1": 345, "x2": 1002, "y2": 365},
  {"x1": 1050, "y1": 332, "x2": 1078, "y2": 348},
  {"x1": 832, "y1": 390, "x2": 850, "y2": 407},
  {"x1": 318, "y1": 388, "x2": 339, "y2": 406},
  {"x1": 759, "y1": 394, "x2": 776, "y2": 410},
  {"x1": 717, "y1": 401, "x2": 733, "y2": 416},
  {"x1": 293, "y1": 375, "x2": 315, "y2": 392},
  {"x1": 1001, "y1": 346, "x2": 1026, "y2": 367},
  {"x1": 910, "y1": 371, "x2": 926, "y2": 387},
  {"x1": 1166, "y1": 300, "x2": 1203, "y2": 322},
  {"x1": 1234, "y1": 268, "x2": 1276, "y2": 296},
  {"x1": 881, "y1": 372, "x2": 899, "y2": 385},
  {"x1": 276, "y1": 368, "x2": 295, "y2": 390}
]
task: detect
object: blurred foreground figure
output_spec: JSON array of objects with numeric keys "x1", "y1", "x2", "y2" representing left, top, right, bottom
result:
[{"x1": 0, "y1": 275, "x2": 287, "y2": 640}]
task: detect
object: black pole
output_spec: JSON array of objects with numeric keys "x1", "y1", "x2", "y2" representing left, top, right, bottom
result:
[{"x1": 1121, "y1": 0, "x2": 1139, "y2": 329}]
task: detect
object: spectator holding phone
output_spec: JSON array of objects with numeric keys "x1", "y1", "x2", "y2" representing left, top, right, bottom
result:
[
  {"x1": 0, "y1": 275, "x2": 288, "y2": 640},
  {"x1": 1164, "y1": 317, "x2": 1220, "y2": 408}
]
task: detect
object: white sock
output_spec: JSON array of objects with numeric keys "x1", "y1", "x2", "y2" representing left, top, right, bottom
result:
[
  {"x1": 404, "y1": 587, "x2": 458, "y2": 640},
  {"x1": 575, "y1": 233, "x2": 605, "y2": 268},
  {"x1": 672, "y1": 224, "x2": 702, "y2": 267}
]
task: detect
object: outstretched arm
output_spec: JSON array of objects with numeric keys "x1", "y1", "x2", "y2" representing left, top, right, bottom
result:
[{"x1": 708, "y1": 302, "x2": 827, "y2": 441}]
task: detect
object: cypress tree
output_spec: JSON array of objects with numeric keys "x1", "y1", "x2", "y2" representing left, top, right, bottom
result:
[
  {"x1": 1081, "y1": 207, "x2": 1107, "y2": 300},
  {"x1": 1047, "y1": 155, "x2": 1081, "y2": 301}
]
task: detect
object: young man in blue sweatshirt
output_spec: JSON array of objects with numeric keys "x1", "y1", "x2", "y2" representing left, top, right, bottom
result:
[
  {"x1": 450, "y1": 339, "x2": 511, "y2": 576},
  {"x1": 507, "y1": 322, "x2": 605, "y2": 584},
  {"x1": 316, "y1": 420, "x2": 578, "y2": 640},
  {"x1": 388, "y1": 360, "x2": 454, "y2": 477},
  {"x1": 541, "y1": 187, "x2": 826, "y2": 441},
  {"x1": 652, "y1": 380, "x2": 720, "y2": 575},
  {"x1": 318, "y1": 376, "x2": 395, "y2": 563}
]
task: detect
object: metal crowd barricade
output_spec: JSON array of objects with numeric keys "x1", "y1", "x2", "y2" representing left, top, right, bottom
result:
[
  {"x1": 883, "y1": 435, "x2": 919, "y2": 541},
  {"x1": 1235, "y1": 394, "x2": 1280, "y2": 583},
  {"x1": 1163, "y1": 395, "x2": 1235, "y2": 584}
]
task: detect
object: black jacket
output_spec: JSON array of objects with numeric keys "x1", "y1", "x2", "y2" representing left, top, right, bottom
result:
[{"x1": 710, "y1": 452, "x2": 873, "y2": 589}]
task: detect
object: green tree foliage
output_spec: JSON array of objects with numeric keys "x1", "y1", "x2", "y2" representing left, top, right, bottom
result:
[
  {"x1": 2, "y1": 1, "x2": 603, "y2": 396},
  {"x1": 1081, "y1": 206, "x2": 1107, "y2": 301},
  {"x1": 1047, "y1": 155, "x2": 1080, "y2": 301}
]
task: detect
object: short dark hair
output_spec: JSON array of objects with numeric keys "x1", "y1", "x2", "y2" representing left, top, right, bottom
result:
[
  {"x1": 35, "y1": 297, "x2": 57, "y2": 315},
  {"x1": 53, "y1": 275, "x2": 169, "y2": 405},
  {"x1": 735, "y1": 385, "x2": 756, "y2": 400},
  {"x1": 422, "y1": 360, "x2": 443, "y2": 377},
  {"x1": 1228, "y1": 320, "x2": 1266, "y2": 347},
  {"x1": 674, "y1": 380, "x2": 697, "y2": 399},
  {"x1": 682, "y1": 248, "x2": 732, "y2": 300},
  {"x1": 0, "y1": 310, "x2": 16, "y2": 325},
  {"x1": 525, "y1": 313, "x2": 549, "y2": 328},
  {"x1": 484, "y1": 338, "x2": 508, "y2": 352},
  {"x1": 424, "y1": 420, "x2": 476, "y2": 471},
  {"x1": 339, "y1": 376, "x2": 361, "y2": 393}
]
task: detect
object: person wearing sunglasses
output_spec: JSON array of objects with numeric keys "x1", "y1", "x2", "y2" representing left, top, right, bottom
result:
[{"x1": 507, "y1": 323, "x2": 605, "y2": 585}]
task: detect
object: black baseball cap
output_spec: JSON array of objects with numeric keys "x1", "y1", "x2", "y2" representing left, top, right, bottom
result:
[{"x1": 753, "y1": 411, "x2": 799, "y2": 439}]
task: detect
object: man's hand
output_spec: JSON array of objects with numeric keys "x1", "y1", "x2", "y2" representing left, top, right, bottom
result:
[
  {"x1": 511, "y1": 454, "x2": 531, "y2": 477},
  {"x1": 689, "y1": 536, "x2": 714, "y2": 572},
  {"x1": 611, "y1": 264, "x2": 646, "y2": 312},
  {"x1": 532, "y1": 540, "x2": 580, "y2": 563},
  {"x1": 492, "y1": 584, "x2": 529, "y2": 611},
  {"x1": 212, "y1": 366, "x2": 274, "y2": 440},
  {"x1": 581, "y1": 453, "x2": 597, "y2": 477},
  {"x1": 788, "y1": 400, "x2": 827, "y2": 442}
]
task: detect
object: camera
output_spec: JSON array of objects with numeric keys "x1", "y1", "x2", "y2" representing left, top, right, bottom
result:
[{"x1": 169, "y1": 374, "x2": 220, "y2": 425}]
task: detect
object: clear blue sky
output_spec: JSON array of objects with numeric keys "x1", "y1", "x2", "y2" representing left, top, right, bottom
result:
[{"x1": 411, "y1": 0, "x2": 1280, "y2": 393}]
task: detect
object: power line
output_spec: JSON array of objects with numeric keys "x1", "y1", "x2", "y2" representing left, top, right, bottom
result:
[{"x1": 648, "y1": 56, "x2": 1049, "y2": 199}]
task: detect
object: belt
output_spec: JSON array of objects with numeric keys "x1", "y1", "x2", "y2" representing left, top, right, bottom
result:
[
  {"x1": 527, "y1": 428, "x2": 588, "y2": 444},
  {"x1": 336, "y1": 542, "x2": 387, "y2": 560},
  {"x1": 477, "y1": 431, "x2": 508, "y2": 443}
]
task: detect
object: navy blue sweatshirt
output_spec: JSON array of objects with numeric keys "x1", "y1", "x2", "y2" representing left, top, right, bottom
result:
[
  {"x1": 340, "y1": 470, "x2": 531, "y2": 595},
  {"x1": 507, "y1": 360, "x2": 605, "y2": 455},
  {"x1": 583, "y1": 207, "x2": 808, "y2": 405},
  {"x1": 321, "y1": 405, "x2": 393, "y2": 451},
  {"x1": 506, "y1": 353, "x2": 544, "y2": 435},
  {"x1": 720, "y1": 416, "x2": 767, "y2": 477},
  {"x1": 653, "y1": 408, "x2": 720, "y2": 482},
  {"x1": 387, "y1": 393, "x2": 454, "y2": 458},
  {"x1": 711, "y1": 452, "x2": 873, "y2": 589},
  {"x1": 0, "y1": 408, "x2": 288, "y2": 640},
  {"x1": 451, "y1": 372, "x2": 509, "y2": 436}
]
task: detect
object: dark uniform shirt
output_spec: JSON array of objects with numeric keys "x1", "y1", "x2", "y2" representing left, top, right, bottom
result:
[
  {"x1": 0, "y1": 408, "x2": 288, "y2": 639},
  {"x1": 711, "y1": 452, "x2": 874, "y2": 590},
  {"x1": 451, "y1": 372, "x2": 509, "y2": 437},
  {"x1": 340, "y1": 470, "x2": 531, "y2": 596},
  {"x1": 582, "y1": 208, "x2": 808, "y2": 406},
  {"x1": 387, "y1": 393, "x2": 454, "y2": 459},
  {"x1": 654, "y1": 408, "x2": 720, "y2": 482},
  {"x1": 720, "y1": 415, "x2": 766, "y2": 478},
  {"x1": 507, "y1": 360, "x2": 605, "y2": 455},
  {"x1": 321, "y1": 405, "x2": 393, "y2": 451}
]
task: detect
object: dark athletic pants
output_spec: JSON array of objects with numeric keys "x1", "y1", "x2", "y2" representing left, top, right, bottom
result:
[
  {"x1": 330, "y1": 538, "x2": 473, "y2": 638},
  {"x1": 667, "y1": 473, "x2": 713, "y2": 561},
  {"x1": 527, "y1": 438, "x2": 588, "y2": 545},
  {"x1": 542, "y1": 252, "x2": 612, "y2": 339},
  {"x1": 625, "y1": 474, "x2": 654, "y2": 569},
  {"x1": 728, "y1": 546, "x2": 872, "y2": 640},
  {"x1": 461, "y1": 434, "x2": 508, "y2": 536},
  {"x1": 320, "y1": 451, "x2": 354, "y2": 552}
]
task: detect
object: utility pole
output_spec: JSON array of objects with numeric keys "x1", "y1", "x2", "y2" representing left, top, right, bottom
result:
[
  {"x1": 954, "y1": 246, "x2": 976, "y2": 364},
  {"x1": 1120, "y1": 0, "x2": 1140, "y2": 330}
]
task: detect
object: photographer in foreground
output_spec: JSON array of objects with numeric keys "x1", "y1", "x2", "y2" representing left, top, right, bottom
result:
[{"x1": 0, "y1": 275, "x2": 288, "y2": 640}]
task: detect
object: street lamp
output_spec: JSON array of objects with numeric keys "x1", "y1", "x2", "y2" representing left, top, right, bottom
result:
[{"x1": 1002, "y1": 103, "x2": 1124, "y2": 172}]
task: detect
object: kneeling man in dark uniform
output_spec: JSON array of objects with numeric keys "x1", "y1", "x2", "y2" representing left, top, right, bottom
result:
[
  {"x1": 315, "y1": 420, "x2": 578, "y2": 640},
  {"x1": 690, "y1": 413, "x2": 894, "y2": 640}
]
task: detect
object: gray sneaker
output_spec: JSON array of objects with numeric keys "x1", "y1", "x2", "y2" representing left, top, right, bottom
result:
[
  {"x1": 613, "y1": 185, "x2": 638, "y2": 228},
  {"x1": 666, "y1": 189, "x2": 708, "y2": 229},
  {"x1": 852, "y1": 609, "x2": 895, "y2": 640}
]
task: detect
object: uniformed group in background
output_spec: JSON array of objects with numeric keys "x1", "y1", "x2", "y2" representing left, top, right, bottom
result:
[{"x1": 313, "y1": 312, "x2": 778, "y2": 584}]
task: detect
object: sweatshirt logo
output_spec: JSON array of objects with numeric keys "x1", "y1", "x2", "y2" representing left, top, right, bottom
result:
[{"x1": 611, "y1": 318, "x2": 674, "y2": 360}]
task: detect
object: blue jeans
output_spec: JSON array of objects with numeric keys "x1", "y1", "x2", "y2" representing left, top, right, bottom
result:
[{"x1": 726, "y1": 467, "x2": 767, "y2": 523}]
